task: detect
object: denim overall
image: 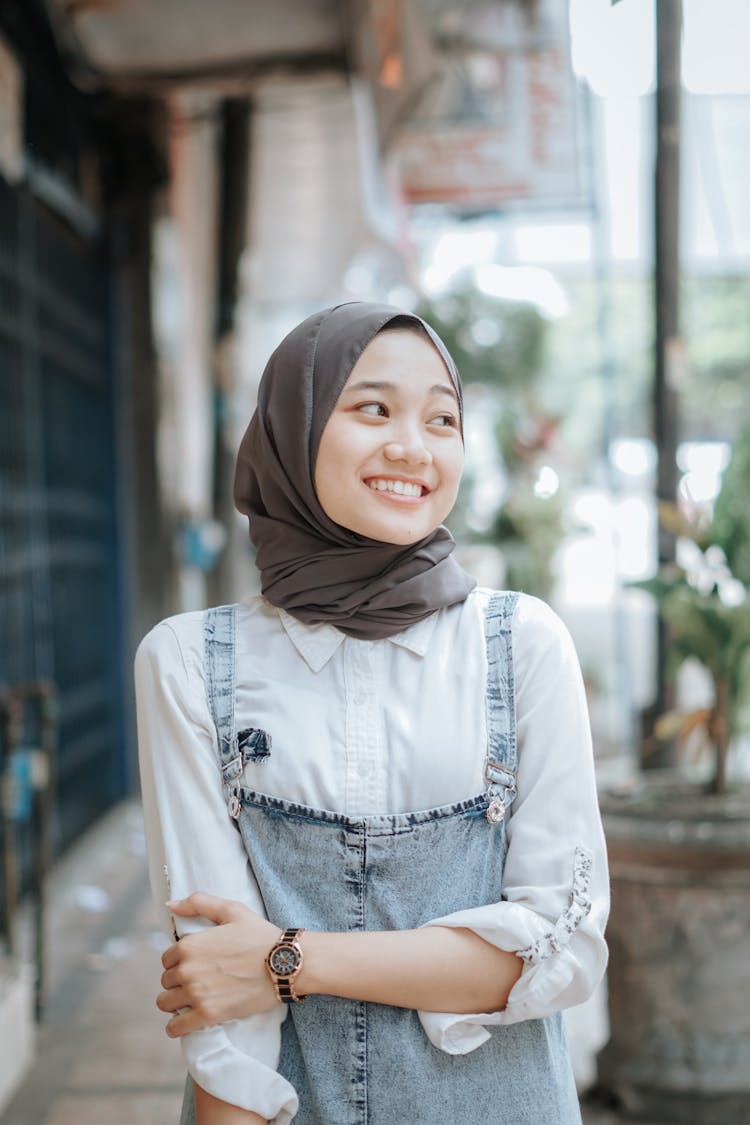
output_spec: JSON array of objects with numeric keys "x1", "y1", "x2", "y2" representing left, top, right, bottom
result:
[{"x1": 181, "y1": 593, "x2": 581, "y2": 1124}]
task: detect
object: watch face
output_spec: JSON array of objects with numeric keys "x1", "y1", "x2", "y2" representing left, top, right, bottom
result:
[{"x1": 270, "y1": 944, "x2": 300, "y2": 977}]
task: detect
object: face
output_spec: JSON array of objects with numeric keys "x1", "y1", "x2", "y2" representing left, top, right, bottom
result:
[{"x1": 314, "y1": 329, "x2": 464, "y2": 545}]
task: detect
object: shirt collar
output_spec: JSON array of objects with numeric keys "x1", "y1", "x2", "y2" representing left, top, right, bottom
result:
[{"x1": 277, "y1": 607, "x2": 440, "y2": 671}]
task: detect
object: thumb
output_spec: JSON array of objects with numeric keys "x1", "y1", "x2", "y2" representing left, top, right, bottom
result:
[{"x1": 167, "y1": 892, "x2": 239, "y2": 925}]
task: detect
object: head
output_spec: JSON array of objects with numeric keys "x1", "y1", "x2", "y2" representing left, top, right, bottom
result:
[
  {"x1": 313, "y1": 320, "x2": 464, "y2": 545},
  {"x1": 232, "y1": 302, "x2": 475, "y2": 637},
  {"x1": 234, "y1": 302, "x2": 467, "y2": 549}
]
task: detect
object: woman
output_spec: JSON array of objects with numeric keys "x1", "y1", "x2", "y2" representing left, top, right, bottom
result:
[{"x1": 136, "y1": 301, "x2": 609, "y2": 1125}]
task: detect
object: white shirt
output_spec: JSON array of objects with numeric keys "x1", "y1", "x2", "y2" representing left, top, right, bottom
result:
[{"x1": 135, "y1": 588, "x2": 609, "y2": 1123}]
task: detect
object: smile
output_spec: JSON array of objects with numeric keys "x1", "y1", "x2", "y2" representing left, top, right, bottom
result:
[{"x1": 365, "y1": 478, "x2": 427, "y2": 498}]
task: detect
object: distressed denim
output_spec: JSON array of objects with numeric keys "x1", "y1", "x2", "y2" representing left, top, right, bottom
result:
[{"x1": 180, "y1": 593, "x2": 581, "y2": 1124}]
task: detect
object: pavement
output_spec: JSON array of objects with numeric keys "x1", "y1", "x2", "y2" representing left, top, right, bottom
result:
[
  {"x1": 0, "y1": 799, "x2": 632, "y2": 1125},
  {"x1": 1, "y1": 801, "x2": 184, "y2": 1125}
]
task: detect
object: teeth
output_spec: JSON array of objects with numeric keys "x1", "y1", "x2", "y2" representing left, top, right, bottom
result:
[{"x1": 368, "y1": 478, "x2": 422, "y2": 497}]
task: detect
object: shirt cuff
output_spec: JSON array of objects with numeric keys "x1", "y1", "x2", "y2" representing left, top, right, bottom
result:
[
  {"x1": 418, "y1": 953, "x2": 577, "y2": 1054},
  {"x1": 417, "y1": 847, "x2": 595, "y2": 1054},
  {"x1": 182, "y1": 1016, "x2": 299, "y2": 1123}
]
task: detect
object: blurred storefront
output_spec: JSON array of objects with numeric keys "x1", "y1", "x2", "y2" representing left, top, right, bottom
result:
[
  {"x1": 0, "y1": 1, "x2": 148, "y2": 1102},
  {"x1": 48, "y1": 0, "x2": 440, "y2": 618},
  {"x1": 0, "y1": 3, "x2": 139, "y2": 863}
]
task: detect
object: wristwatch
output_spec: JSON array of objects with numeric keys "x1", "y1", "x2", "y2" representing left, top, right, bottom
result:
[{"x1": 266, "y1": 927, "x2": 305, "y2": 1003}]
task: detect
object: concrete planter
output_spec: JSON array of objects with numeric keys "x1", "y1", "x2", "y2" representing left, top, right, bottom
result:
[{"x1": 597, "y1": 777, "x2": 750, "y2": 1123}]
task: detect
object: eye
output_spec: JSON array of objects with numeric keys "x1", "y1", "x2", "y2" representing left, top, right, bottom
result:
[
  {"x1": 358, "y1": 402, "x2": 388, "y2": 418},
  {"x1": 428, "y1": 412, "x2": 458, "y2": 428}
]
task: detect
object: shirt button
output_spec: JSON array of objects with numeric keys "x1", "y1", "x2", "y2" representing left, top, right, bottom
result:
[{"x1": 354, "y1": 692, "x2": 366, "y2": 705}]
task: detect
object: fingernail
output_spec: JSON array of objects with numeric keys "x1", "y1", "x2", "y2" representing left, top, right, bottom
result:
[{"x1": 165, "y1": 899, "x2": 177, "y2": 908}]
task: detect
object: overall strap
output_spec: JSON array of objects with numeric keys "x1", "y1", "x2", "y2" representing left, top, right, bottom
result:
[
  {"x1": 483, "y1": 590, "x2": 520, "y2": 824},
  {"x1": 203, "y1": 604, "x2": 243, "y2": 818}
]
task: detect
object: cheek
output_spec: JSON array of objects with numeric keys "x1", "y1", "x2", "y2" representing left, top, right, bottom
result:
[
  {"x1": 316, "y1": 430, "x2": 349, "y2": 481},
  {"x1": 443, "y1": 444, "x2": 465, "y2": 491},
  {"x1": 430, "y1": 448, "x2": 463, "y2": 524},
  {"x1": 313, "y1": 426, "x2": 362, "y2": 520}
]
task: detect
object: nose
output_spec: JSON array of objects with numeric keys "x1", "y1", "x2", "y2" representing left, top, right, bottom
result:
[{"x1": 383, "y1": 426, "x2": 432, "y2": 467}]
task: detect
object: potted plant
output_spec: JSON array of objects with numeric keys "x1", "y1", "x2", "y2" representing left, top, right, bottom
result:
[{"x1": 595, "y1": 427, "x2": 750, "y2": 1122}]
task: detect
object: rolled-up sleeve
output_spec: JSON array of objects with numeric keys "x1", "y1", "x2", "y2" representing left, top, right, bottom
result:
[
  {"x1": 135, "y1": 619, "x2": 298, "y2": 1122},
  {"x1": 419, "y1": 595, "x2": 609, "y2": 1055}
]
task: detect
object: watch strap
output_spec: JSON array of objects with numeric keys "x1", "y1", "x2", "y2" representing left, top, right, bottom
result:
[{"x1": 276, "y1": 976, "x2": 300, "y2": 1003}]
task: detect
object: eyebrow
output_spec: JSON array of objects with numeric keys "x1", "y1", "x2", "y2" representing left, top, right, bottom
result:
[{"x1": 342, "y1": 379, "x2": 459, "y2": 403}]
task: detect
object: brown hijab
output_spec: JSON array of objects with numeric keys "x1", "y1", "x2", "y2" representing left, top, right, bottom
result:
[{"x1": 233, "y1": 301, "x2": 475, "y2": 640}]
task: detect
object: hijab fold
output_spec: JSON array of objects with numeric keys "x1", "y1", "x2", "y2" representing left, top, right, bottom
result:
[{"x1": 233, "y1": 302, "x2": 475, "y2": 640}]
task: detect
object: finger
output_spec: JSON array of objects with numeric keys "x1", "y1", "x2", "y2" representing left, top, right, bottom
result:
[
  {"x1": 157, "y1": 987, "x2": 189, "y2": 1014},
  {"x1": 160, "y1": 966, "x2": 183, "y2": 991},
  {"x1": 161, "y1": 942, "x2": 182, "y2": 970},
  {"x1": 166, "y1": 1007, "x2": 210, "y2": 1039},
  {"x1": 167, "y1": 892, "x2": 239, "y2": 924}
]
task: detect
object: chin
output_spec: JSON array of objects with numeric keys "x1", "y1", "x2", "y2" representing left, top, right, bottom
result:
[{"x1": 362, "y1": 523, "x2": 433, "y2": 546}]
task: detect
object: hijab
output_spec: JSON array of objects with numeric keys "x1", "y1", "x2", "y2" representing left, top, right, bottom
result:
[{"x1": 233, "y1": 301, "x2": 475, "y2": 640}]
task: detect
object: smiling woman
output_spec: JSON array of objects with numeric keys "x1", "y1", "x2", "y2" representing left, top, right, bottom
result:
[{"x1": 135, "y1": 301, "x2": 609, "y2": 1125}]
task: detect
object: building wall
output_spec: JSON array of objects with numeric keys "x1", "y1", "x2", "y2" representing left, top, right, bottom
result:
[{"x1": 0, "y1": 6, "x2": 157, "y2": 865}]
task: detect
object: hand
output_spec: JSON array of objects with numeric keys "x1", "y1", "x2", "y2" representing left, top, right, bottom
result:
[{"x1": 157, "y1": 893, "x2": 282, "y2": 1036}]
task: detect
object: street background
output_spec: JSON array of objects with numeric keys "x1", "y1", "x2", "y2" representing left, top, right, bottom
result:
[{"x1": 1, "y1": 0, "x2": 749, "y2": 1120}]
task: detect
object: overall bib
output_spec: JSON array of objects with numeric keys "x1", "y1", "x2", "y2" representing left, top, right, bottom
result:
[{"x1": 181, "y1": 592, "x2": 582, "y2": 1124}]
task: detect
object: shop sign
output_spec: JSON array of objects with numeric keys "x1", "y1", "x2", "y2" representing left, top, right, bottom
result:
[{"x1": 393, "y1": 0, "x2": 584, "y2": 209}]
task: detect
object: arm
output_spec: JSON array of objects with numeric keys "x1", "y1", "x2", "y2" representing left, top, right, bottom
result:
[
  {"x1": 159, "y1": 893, "x2": 522, "y2": 1036},
  {"x1": 194, "y1": 1083, "x2": 267, "y2": 1125},
  {"x1": 417, "y1": 595, "x2": 609, "y2": 1051},
  {"x1": 300, "y1": 925, "x2": 522, "y2": 1012},
  {"x1": 135, "y1": 622, "x2": 298, "y2": 1123}
]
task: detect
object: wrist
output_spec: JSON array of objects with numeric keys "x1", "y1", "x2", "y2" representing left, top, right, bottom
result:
[
  {"x1": 294, "y1": 930, "x2": 327, "y2": 998},
  {"x1": 266, "y1": 927, "x2": 306, "y2": 1003},
  {"x1": 294, "y1": 930, "x2": 373, "y2": 1000}
]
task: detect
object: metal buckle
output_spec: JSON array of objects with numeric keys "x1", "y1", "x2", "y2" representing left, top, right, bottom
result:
[
  {"x1": 485, "y1": 780, "x2": 511, "y2": 824},
  {"x1": 486, "y1": 795, "x2": 506, "y2": 824}
]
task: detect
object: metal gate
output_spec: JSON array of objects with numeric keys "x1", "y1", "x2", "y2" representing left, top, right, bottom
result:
[{"x1": 0, "y1": 175, "x2": 126, "y2": 856}]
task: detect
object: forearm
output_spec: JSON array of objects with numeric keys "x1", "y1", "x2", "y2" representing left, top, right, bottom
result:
[
  {"x1": 297, "y1": 925, "x2": 522, "y2": 1013},
  {"x1": 194, "y1": 1082, "x2": 267, "y2": 1125},
  {"x1": 161, "y1": 897, "x2": 523, "y2": 1036}
]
